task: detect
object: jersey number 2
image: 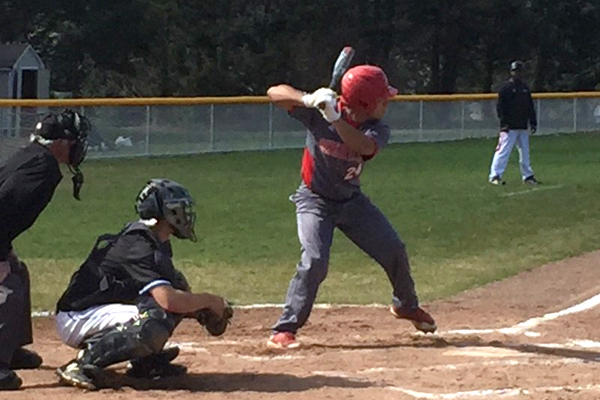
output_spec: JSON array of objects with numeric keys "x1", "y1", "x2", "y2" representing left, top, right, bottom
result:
[{"x1": 344, "y1": 164, "x2": 363, "y2": 180}]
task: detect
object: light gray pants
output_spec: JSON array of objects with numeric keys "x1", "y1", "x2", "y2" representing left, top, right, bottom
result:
[
  {"x1": 489, "y1": 129, "x2": 534, "y2": 181},
  {"x1": 272, "y1": 189, "x2": 419, "y2": 334}
]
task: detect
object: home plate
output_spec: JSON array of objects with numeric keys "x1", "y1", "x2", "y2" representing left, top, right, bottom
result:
[{"x1": 444, "y1": 347, "x2": 528, "y2": 358}]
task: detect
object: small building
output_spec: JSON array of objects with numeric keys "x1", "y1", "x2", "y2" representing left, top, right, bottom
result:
[
  {"x1": 0, "y1": 43, "x2": 49, "y2": 99},
  {"x1": 0, "y1": 44, "x2": 50, "y2": 157}
]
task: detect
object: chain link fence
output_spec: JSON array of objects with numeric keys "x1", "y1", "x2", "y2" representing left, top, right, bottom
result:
[{"x1": 2, "y1": 95, "x2": 600, "y2": 161}]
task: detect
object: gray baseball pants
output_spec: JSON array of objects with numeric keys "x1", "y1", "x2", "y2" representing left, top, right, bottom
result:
[{"x1": 272, "y1": 189, "x2": 419, "y2": 334}]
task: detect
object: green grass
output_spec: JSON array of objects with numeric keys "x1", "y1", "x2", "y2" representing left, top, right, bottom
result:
[{"x1": 15, "y1": 132, "x2": 600, "y2": 310}]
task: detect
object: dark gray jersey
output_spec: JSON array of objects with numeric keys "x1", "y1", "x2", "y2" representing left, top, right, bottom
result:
[{"x1": 291, "y1": 106, "x2": 390, "y2": 202}]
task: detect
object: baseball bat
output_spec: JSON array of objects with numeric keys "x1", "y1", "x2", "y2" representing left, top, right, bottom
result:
[
  {"x1": 329, "y1": 46, "x2": 355, "y2": 90},
  {"x1": 318, "y1": 46, "x2": 355, "y2": 109}
]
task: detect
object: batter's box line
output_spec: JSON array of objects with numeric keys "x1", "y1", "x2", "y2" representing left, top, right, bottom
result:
[
  {"x1": 441, "y1": 291, "x2": 600, "y2": 336},
  {"x1": 30, "y1": 303, "x2": 390, "y2": 317},
  {"x1": 384, "y1": 383, "x2": 600, "y2": 399},
  {"x1": 311, "y1": 370, "x2": 600, "y2": 399}
]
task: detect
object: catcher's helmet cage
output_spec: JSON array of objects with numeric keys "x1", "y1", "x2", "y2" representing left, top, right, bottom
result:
[
  {"x1": 135, "y1": 179, "x2": 197, "y2": 241},
  {"x1": 340, "y1": 65, "x2": 398, "y2": 114}
]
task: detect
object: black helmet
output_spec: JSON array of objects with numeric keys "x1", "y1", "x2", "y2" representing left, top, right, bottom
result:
[
  {"x1": 135, "y1": 179, "x2": 197, "y2": 241},
  {"x1": 510, "y1": 60, "x2": 524, "y2": 71},
  {"x1": 35, "y1": 109, "x2": 91, "y2": 200}
]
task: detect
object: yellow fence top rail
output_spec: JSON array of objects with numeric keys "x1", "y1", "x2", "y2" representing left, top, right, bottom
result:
[{"x1": 1, "y1": 92, "x2": 600, "y2": 107}]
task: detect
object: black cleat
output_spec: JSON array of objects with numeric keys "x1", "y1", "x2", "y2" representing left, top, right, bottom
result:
[
  {"x1": 10, "y1": 348, "x2": 43, "y2": 370},
  {"x1": 56, "y1": 360, "x2": 103, "y2": 391},
  {"x1": 0, "y1": 370, "x2": 22, "y2": 391},
  {"x1": 523, "y1": 175, "x2": 539, "y2": 186}
]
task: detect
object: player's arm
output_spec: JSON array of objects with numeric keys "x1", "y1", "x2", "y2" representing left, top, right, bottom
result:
[
  {"x1": 331, "y1": 119, "x2": 376, "y2": 156},
  {"x1": 267, "y1": 84, "x2": 305, "y2": 111},
  {"x1": 150, "y1": 284, "x2": 226, "y2": 317},
  {"x1": 496, "y1": 85, "x2": 509, "y2": 130}
]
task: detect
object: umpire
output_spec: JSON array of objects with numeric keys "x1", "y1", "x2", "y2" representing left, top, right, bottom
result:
[{"x1": 0, "y1": 109, "x2": 90, "y2": 390}]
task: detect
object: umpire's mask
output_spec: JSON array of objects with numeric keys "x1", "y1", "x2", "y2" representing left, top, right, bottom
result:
[{"x1": 35, "y1": 109, "x2": 90, "y2": 200}]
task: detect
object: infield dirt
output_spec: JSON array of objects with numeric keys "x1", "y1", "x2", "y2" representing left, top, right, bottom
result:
[{"x1": 6, "y1": 250, "x2": 600, "y2": 400}]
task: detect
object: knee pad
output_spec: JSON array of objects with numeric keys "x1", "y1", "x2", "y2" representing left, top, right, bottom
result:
[
  {"x1": 138, "y1": 318, "x2": 170, "y2": 354},
  {"x1": 80, "y1": 309, "x2": 172, "y2": 368}
]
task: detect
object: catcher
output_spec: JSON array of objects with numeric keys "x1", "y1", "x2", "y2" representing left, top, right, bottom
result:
[{"x1": 54, "y1": 178, "x2": 233, "y2": 390}]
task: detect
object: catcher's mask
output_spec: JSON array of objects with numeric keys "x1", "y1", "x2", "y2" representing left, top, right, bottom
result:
[
  {"x1": 135, "y1": 178, "x2": 197, "y2": 241},
  {"x1": 35, "y1": 109, "x2": 90, "y2": 200}
]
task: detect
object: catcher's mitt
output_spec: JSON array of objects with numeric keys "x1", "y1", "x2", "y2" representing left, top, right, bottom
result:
[{"x1": 196, "y1": 300, "x2": 234, "y2": 336}]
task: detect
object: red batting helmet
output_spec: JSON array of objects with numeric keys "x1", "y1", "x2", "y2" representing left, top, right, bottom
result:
[{"x1": 340, "y1": 65, "x2": 398, "y2": 114}]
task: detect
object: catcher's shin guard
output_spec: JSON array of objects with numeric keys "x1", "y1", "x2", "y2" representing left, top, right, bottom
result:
[{"x1": 79, "y1": 309, "x2": 173, "y2": 369}]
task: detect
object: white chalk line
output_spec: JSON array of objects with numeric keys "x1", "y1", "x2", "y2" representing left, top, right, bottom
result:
[
  {"x1": 312, "y1": 364, "x2": 599, "y2": 399},
  {"x1": 385, "y1": 384, "x2": 600, "y2": 399},
  {"x1": 444, "y1": 291, "x2": 600, "y2": 336},
  {"x1": 31, "y1": 303, "x2": 388, "y2": 317},
  {"x1": 314, "y1": 357, "x2": 583, "y2": 376},
  {"x1": 538, "y1": 339, "x2": 600, "y2": 349},
  {"x1": 501, "y1": 184, "x2": 564, "y2": 197}
]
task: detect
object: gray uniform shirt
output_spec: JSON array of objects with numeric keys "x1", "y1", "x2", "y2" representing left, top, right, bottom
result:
[{"x1": 291, "y1": 106, "x2": 390, "y2": 202}]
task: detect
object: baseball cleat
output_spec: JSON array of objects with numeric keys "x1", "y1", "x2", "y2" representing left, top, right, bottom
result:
[
  {"x1": 489, "y1": 176, "x2": 506, "y2": 186},
  {"x1": 127, "y1": 347, "x2": 187, "y2": 379},
  {"x1": 10, "y1": 347, "x2": 43, "y2": 370},
  {"x1": 267, "y1": 332, "x2": 300, "y2": 349},
  {"x1": 0, "y1": 370, "x2": 22, "y2": 391},
  {"x1": 523, "y1": 175, "x2": 539, "y2": 186},
  {"x1": 390, "y1": 306, "x2": 437, "y2": 333},
  {"x1": 56, "y1": 360, "x2": 101, "y2": 390}
]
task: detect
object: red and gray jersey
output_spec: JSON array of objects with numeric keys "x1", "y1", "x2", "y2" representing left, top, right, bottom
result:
[{"x1": 290, "y1": 106, "x2": 390, "y2": 201}]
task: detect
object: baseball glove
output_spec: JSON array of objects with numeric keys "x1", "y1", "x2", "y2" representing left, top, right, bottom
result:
[{"x1": 196, "y1": 300, "x2": 234, "y2": 336}]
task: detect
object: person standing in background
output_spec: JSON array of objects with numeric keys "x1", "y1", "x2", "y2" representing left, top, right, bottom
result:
[{"x1": 489, "y1": 60, "x2": 539, "y2": 186}]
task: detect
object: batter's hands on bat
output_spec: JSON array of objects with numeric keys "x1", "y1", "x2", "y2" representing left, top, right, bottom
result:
[
  {"x1": 302, "y1": 88, "x2": 337, "y2": 108},
  {"x1": 318, "y1": 96, "x2": 341, "y2": 122}
]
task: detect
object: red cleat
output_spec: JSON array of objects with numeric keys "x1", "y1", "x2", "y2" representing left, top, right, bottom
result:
[
  {"x1": 390, "y1": 306, "x2": 437, "y2": 333},
  {"x1": 267, "y1": 332, "x2": 300, "y2": 349}
]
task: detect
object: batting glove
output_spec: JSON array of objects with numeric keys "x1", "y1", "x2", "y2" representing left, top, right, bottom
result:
[
  {"x1": 301, "y1": 88, "x2": 337, "y2": 108},
  {"x1": 318, "y1": 96, "x2": 341, "y2": 123}
]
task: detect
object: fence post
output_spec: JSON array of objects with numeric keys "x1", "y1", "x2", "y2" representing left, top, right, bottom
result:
[
  {"x1": 268, "y1": 103, "x2": 274, "y2": 149},
  {"x1": 209, "y1": 104, "x2": 215, "y2": 151},
  {"x1": 573, "y1": 98, "x2": 577, "y2": 132},
  {"x1": 537, "y1": 99, "x2": 541, "y2": 133},
  {"x1": 461, "y1": 100, "x2": 465, "y2": 139},
  {"x1": 145, "y1": 105, "x2": 150, "y2": 156},
  {"x1": 419, "y1": 100, "x2": 423, "y2": 141}
]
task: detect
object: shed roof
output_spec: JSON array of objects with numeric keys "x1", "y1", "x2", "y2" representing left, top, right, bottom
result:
[{"x1": 0, "y1": 43, "x2": 32, "y2": 68}]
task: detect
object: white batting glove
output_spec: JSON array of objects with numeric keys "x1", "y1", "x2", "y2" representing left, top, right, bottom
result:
[
  {"x1": 301, "y1": 88, "x2": 337, "y2": 108},
  {"x1": 318, "y1": 96, "x2": 341, "y2": 123}
]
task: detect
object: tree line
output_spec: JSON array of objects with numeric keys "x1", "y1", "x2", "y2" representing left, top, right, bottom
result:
[{"x1": 2, "y1": 0, "x2": 600, "y2": 97}]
